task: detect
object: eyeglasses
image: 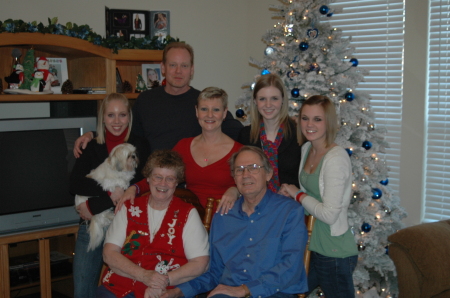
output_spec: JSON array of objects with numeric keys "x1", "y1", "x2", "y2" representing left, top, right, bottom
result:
[
  {"x1": 151, "y1": 174, "x2": 177, "y2": 185},
  {"x1": 233, "y1": 164, "x2": 264, "y2": 176}
]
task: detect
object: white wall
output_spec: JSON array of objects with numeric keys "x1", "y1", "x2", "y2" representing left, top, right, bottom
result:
[{"x1": 0, "y1": 0, "x2": 428, "y2": 226}]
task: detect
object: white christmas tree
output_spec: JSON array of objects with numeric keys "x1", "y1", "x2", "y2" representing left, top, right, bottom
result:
[{"x1": 235, "y1": 0, "x2": 407, "y2": 297}]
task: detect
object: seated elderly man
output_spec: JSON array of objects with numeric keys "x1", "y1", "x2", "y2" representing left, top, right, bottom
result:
[
  {"x1": 97, "y1": 150, "x2": 210, "y2": 298},
  {"x1": 163, "y1": 146, "x2": 308, "y2": 298}
]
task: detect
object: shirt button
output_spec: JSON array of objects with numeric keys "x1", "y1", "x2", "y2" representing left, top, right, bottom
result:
[
  {"x1": 247, "y1": 254, "x2": 250, "y2": 257},
  {"x1": 277, "y1": 289, "x2": 280, "y2": 292},
  {"x1": 249, "y1": 238, "x2": 253, "y2": 241},
  {"x1": 243, "y1": 269, "x2": 247, "y2": 272},
  {"x1": 251, "y1": 220, "x2": 254, "y2": 223}
]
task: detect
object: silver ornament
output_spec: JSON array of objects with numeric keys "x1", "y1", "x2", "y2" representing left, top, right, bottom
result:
[{"x1": 265, "y1": 46, "x2": 275, "y2": 56}]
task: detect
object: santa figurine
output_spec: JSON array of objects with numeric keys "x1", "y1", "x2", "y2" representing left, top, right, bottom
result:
[
  {"x1": 4, "y1": 63, "x2": 24, "y2": 89},
  {"x1": 34, "y1": 57, "x2": 55, "y2": 91}
]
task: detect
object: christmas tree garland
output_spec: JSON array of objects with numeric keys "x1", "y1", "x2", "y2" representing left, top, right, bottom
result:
[{"x1": 0, "y1": 18, "x2": 181, "y2": 53}]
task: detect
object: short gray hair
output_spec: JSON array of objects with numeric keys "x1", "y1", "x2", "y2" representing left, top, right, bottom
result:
[{"x1": 228, "y1": 146, "x2": 272, "y2": 177}]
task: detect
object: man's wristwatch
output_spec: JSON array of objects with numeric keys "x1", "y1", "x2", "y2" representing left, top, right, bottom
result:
[{"x1": 242, "y1": 284, "x2": 251, "y2": 298}]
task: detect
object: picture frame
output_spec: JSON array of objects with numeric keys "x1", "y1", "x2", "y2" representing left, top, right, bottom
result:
[
  {"x1": 105, "y1": 7, "x2": 150, "y2": 41},
  {"x1": 141, "y1": 63, "x2": 163, "y2": 88},
  {"x1": 47, "y1": 57, "x2": 68, "y2": 94},
  {"x1": 150, "y1": 11, "x2": 170, "y2": 41}
]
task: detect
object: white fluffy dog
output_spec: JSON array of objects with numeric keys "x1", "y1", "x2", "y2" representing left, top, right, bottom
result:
[{"x1": 75, "y1": 143, "x2": 139, "y2": 251}]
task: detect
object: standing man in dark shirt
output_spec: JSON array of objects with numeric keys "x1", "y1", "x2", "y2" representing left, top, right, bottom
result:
[{"x1": 73, "y1": 42, "x2": 242, "y2": 156}]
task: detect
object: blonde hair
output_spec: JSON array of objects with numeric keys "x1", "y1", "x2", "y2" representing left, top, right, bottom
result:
[
  {"x1": 297, "y1": 95, "x2": 337, "y2": 147},
  {"x1": 163, "y1": 42, "x2": 194, "y2": 66},
  {"x1": 96, "y1": 93, "x2": 132, "y2": 144},
  {"x1": 249, "y1": 74, "x2": 292, "y2": 143},
  {"x1": 197, "y1": 87, "x2": 228, "y2": 109}
]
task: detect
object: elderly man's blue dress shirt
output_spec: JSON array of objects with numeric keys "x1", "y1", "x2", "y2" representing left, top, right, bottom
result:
[{"x1": 178, "y1": 189, "x2": 308, "y2": 298}]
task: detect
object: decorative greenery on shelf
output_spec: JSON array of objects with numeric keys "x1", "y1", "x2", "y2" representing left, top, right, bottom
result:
[{"x1": 0, "y1": 17, "x2": 181, "y2": 53}]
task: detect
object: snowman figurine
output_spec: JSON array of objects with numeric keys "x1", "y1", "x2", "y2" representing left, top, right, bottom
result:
[
  {"x1": 35, "y1": 57, "x2": 55, "y2": 91},
  {"x1": 31, "y1": 71, "x2": 46, "y2": 92}
]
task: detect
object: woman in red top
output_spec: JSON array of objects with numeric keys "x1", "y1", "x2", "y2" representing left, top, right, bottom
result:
[{"x1": 124, "y1": 87, "x2": 241, "y2": 212}]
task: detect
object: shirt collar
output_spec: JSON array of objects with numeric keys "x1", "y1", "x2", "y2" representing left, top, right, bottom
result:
[{"x1": 237, "y1": 188, "x2": 272, "y2": 217}]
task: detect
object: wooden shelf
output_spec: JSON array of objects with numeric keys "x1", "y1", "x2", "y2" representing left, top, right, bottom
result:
[
  {"x1": 0, "y1": 33, "x2": 163, "y2": 104},
  {"x1": 0, "y1": 225, "x2": 78, "y2": 298}
]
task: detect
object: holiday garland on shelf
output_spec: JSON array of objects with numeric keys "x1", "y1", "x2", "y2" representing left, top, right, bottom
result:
[{"x1": 0, "y1": 18, "x2": 181, "y2": 53}]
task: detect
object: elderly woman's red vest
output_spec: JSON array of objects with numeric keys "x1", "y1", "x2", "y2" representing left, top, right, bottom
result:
[{"x1": 101, "y1": 195, "x2": 193, "y2": 298}]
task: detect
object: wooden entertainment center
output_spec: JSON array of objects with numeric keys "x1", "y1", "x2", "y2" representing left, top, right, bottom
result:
[{"x1": 0, "y1": 33, "x2": 162, "y2": 298}]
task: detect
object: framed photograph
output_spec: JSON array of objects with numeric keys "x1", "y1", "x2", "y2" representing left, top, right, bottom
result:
[
  {"x1": 106, "y1": 7, "x2": 150, "y2": 41},
  {"x1": 47, "y1": 57, "x2": 68, "y2": 94},
  {"x1": 150, "y1": 11, "x2": 170, "y2": 41},
  {"x1": 142, "y1": 63, "x2": 163, "y2": 88}
]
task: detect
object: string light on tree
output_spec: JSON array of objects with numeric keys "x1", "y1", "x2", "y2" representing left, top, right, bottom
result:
[{"x1": 234, "y1": 0, "x2": 406, "y2": 296}]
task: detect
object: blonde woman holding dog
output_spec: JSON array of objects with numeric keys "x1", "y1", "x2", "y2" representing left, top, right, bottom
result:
[{"x1": 70, "y1": 93, "x2": 150, "y2": 298}]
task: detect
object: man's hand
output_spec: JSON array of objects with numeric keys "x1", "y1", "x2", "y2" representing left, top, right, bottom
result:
[
  {"x1": 73, "y1": 131, "x2": 94, "y2": 158},
  {"x1": 160, "y1": 288, "x2": 183, "y2": 298},
  {"x1": 76, "y1": 202, "x2": 92, "y2": 221},
  {"x1": 144, "y1": 287, "x2": 166, "y2": 298},
  {"x1": 116, "y1": 185, "x2": 137, "y2": 213},
  {"x1": 141, "y1": 270, "x2": 169, "y2": 289},
  {"x1": 207, "y1": 284, "x2": 246, "y2": 298}
]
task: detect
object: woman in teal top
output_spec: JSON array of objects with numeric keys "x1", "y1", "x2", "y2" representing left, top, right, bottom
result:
[{"x1": 280, "y1": 95, "x2": 358, "y2": 298}]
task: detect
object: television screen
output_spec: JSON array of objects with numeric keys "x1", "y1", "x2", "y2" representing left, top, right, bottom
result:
[
  {"x1": 0, "y1": 128, "x2": 78, "y2": 215},
  {"x1": 0, "y1": 117, "x2": 97, "y2": 234}
]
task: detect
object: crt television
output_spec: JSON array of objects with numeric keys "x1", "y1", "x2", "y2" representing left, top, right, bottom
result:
[{"x1": 0, "y1": 117, "x2": 97, "y2": 235}]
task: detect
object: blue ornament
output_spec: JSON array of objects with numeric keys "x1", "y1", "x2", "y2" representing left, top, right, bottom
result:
[
  {"x1": 261, "y1": 69, "x2": 270, "y2": 75},
  {"x1": 380, "y1": 178, "x2": 389, "y2": 186},
  {"x1": 345, "y1": 148, "x2": 353, "y2": 156},
  {"x1": 299, "y1": 42, "x2": 309, "y2": 51},
  {"x1": 309, "y1": 63, "x2": 320, "y2": 72},
  {"x1": 291, "y1": 88, "x2": 300, "y2": 98},
  {"x1": 287, "y1": 70, "x2": 300, "y2": 80},
  {"x1": 350, "y1": 58, "x2": 359, "y2": 66},
  {"x1": 307, "y1": 28, "x2": 319, "y2": 39},
  {"x1": 345, "y1": 92, "x2": 355, "y2": 101},
  {"x1": 235, "y1": 109, "x2": 245, "y2": 119},
  {"x1": 327, "y1": 12, "x2": 334, "y2": 17},
  {"x1": 385, "y1": 245, "x2": 389, "y2": 255},
  {"x1": 361, "y1": 223, "x2": 372, "y2": 233},
  {"x1": 362, "y1": 141, "x2": 372, "y2": 150},
  {"x1": 372, "y1": 188, "x2": 383, "y2": 199},
  {"x1": 319, "y1": 5, "x2": 330, "y2": 15}
]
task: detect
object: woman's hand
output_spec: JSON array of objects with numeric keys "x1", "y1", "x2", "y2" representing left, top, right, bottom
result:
[
  {"x1": 161, "y1": 288, "x2": 183, "y2": 298},
  {"x1": 76, "y1": 202, "x2": 92, "y2": 221},
  {"x1": 279, "y1": 183, "x2": 299, "y2": 199},
  {"x1": 141, "y1": 270, "x2": 169, "y2": 289},
  {"x1": 110, "y1": 186, "x2": 125, "y2": 206},
  {"x1": 115, "y1": 185, "x2": 137, "y2": 213},
  {"x1": 216, "y1": 187, "x2": 239, "y2": 215},
  {"x1": 144, "y1": 287, "x2": 166, "y2": 298}
]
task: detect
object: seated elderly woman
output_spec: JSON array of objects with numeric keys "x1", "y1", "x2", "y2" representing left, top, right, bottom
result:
[{"x1": 97, "y1": 150, "x2": 210, "y2": 298}]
